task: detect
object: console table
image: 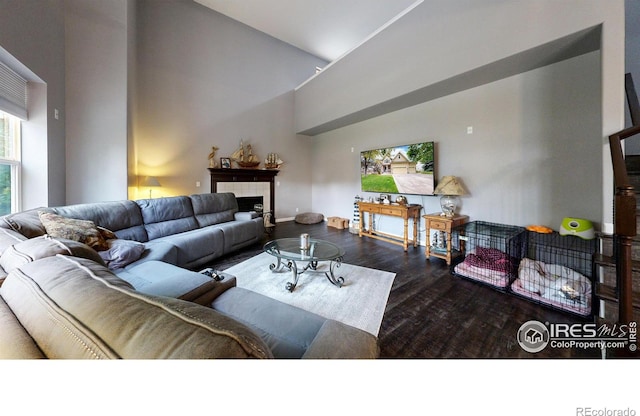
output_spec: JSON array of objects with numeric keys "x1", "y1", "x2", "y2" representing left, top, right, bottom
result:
[
  {"x1": 208, "y1": 168, "x2": 279, "y2": 223},
  {"x1": 357, "y1": 202, "x2": 422, "y2": 251}
]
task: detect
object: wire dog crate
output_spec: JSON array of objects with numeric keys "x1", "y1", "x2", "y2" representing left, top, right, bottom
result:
[
  {"x1": 510, "y1": 231, "x2": 597, "y2": 316},
  {"x1": 451, "y1": 221, "x2": 527, "y2": 290}
]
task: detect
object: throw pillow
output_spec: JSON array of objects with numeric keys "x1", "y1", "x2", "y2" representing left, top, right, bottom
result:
[
  {"x1": 38, "y1": 211, "x2": 108, "y2": 251},
  {"x1": 99, "y1": 239, "x2": 145, "y2": 270}
]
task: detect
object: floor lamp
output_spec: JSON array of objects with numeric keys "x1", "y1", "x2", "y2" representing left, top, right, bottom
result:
[{"x1": 142, "y1": 176, "x2": 161, "y2": 199}]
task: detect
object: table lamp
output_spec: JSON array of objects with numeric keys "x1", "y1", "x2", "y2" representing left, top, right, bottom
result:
[{"x1": 433, "y1": 176, "x2": 465, "y2": 217}]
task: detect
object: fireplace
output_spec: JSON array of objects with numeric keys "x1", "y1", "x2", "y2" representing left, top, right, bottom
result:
[
  {"x1": 236, "y1": 196, "x2": 264, "y2": 213},
  {"x1": 208, "y1": 168, "x2": 279, "y2": 224}
]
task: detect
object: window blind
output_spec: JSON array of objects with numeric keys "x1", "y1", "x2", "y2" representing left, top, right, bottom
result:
[{"x1": 0, "y1": 61, "x2": 27, "y2": 120}]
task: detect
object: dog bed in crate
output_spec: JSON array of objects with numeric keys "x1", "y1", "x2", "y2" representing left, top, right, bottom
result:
[
  {"x1": 451, "y1": 221, "x2": 526, "y2": 290},
  {"x1": 508, "y1": 231, "x2": 596, "y2": 316},
  {"x1": 453, "y1": 247, "x2": 517, "y2": 289},
  {"x1": 510, "y1": 257, "x2": 592, "y2": 316}
]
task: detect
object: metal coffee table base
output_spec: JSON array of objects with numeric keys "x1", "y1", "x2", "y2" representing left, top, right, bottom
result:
[{"x1": 269, "y1": 256, "x2": 345, "y2": 292}]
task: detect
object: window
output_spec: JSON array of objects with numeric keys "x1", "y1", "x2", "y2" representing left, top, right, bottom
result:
[{"x1": 0, "y1": 110, "x2": 20, "y2": 215}]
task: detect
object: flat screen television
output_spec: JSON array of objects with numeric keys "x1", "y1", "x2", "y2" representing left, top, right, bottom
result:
[{"x1": 360, "y1": 141, "x2": 435, "y2": 195}]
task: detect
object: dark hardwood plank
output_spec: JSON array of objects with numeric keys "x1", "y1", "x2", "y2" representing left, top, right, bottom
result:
[{"x1": 206, "y1": 220, "x2": 601, "y2": 359}]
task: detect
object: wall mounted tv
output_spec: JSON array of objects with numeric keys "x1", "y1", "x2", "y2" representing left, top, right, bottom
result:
[{"x1": 360, "y1": 141, "x2": 435, "y2": 195}]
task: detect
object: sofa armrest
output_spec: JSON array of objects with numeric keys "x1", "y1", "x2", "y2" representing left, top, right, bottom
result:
[
  {"x1": 116, "y1": 261, "x2": 237, "y2": 305},
  {"x1": 234, "y1": 211, "x2": 259, "y2": 221},
  {"x1": 0, "y1": 296, "x2": 45, "y2": 358},
  {"x1": 179, "y1": 276, "x2": 236, "y2": 306},
  {"x1": 133, "y1": 241, "x2": 179, "y2": 265},
  {"x1": 302, "y1": 320, "x2": 380, "y2": 359}
]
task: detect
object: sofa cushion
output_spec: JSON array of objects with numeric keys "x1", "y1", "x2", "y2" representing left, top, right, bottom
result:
[
  {"x1": 137, "y1": 196, "x2": 199, "y2": 240},
  {"x1": 0, "y1": 235, "x2": 106, "y2": 275},
  {"x1": 190, "y1": 193, "x2": 238, "y2": 227},
  {"x1": 0, "y1": 296, "x2": 45, "y2": 358},
  {"x1": 115, "y1": 260, "x2": 235, "y2": 304},
  {"x1": 39, "y1": 211, "x2": 109, "y2": 251},
  {"x1": 212, "y1": 287, "x2": 327, "y2": 358},
  {"x1": 0, "y1": 255, "x2": 273, "y2": 359},
  {"x1": 212, "y1": 220, "x2": 262, "y2": 252},
  {"x1": 51, "y1": 200, "x2": 148, "y2": 242},
  {"x1": 152, "y1": 226, "x2": 225, "y2": 268},
  {"x1": 98, "y1": 239, "x2": 146, "y2": 270},
  {"x1": 301, "y1": 320, "x2": 380, "y2": 359},
  {"x1": 0, "y1": 227, "x2": 27, "y2": 255},
  {"x1": 128, "y1": 240, "x2": 179, "y2": 266},
  {"x1": 0, "y1": 207, "x2": 47, "y2": 238}
]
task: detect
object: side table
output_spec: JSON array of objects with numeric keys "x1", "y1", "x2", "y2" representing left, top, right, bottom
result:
[{"x1": 423, "y1": 213, "x2": 469, "y2": 265}]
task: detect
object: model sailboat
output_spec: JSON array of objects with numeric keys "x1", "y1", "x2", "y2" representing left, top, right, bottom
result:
[{"x1": 231, "y1": 140, "x2": 260, "y2": 168}]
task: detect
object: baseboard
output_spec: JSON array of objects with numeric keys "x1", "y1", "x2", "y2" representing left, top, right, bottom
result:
[{"x1": 276, "y1": 217, "x2": 296, "y2": 223}]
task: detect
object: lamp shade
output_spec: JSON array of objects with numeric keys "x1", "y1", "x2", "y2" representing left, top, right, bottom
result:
[
  {"x1": 433, "y1": 176, "x2": 465, "y2": 196},
  {"x1": 433, "y1": 176, "x2": 465, "y2": 217},
  {"x1": 141, "y1": 176, "x2": 161, "y2": 199},
  {"x1": 142, "y1": 176, "x2": 161, "y2": 187}
]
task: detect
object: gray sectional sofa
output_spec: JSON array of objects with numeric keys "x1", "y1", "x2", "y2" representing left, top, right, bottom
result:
[
  {"x1": 0, "y1": 192, "x2": 266, "y2": 305},
  {"x1": 0, "y1": 193, "x2": 380, "y2": 359},
  {"x1": 39, "y1": 192, "x2": 263, "y2": 270},
  {"x1": 0, "y1": 255, "x2": 379, "y2": 359}
]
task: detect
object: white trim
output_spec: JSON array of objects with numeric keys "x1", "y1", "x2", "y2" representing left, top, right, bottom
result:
[
  {"x1": 0, "y1": 111, "x2": 22, "y2": 213},
  {"x1": 276, "y1": 217, "x2": 295, "y2": 223},
  {"x1": 601, "y1": 222, "x2": 614, "y2": 235}
]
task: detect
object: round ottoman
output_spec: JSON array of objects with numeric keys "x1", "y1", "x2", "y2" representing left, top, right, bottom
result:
[{"x1": 294, "y1": 212, "x2": 324, "y2": 224}]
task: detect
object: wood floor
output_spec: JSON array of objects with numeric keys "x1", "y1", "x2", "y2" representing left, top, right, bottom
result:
[{"x1": 208, "y1": 220, "x2": 602, "y2": 359}]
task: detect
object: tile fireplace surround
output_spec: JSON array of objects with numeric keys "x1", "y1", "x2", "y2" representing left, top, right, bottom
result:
[
  {"x1": 208, "y1": 168, "x2": 279, "y2": 223},
  {"x1": 218, "y1": 182, "x2": 270, "y2": 214}
]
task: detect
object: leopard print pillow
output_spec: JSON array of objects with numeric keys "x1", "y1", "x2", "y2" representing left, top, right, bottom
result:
[{"x1": 38, "y1": 211, "x2": 108, "y2": 251}]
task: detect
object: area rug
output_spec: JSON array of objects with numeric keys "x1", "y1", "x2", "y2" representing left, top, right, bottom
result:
[{"x1": 223, "y1": 252, "x2": 395, "y2": 336}]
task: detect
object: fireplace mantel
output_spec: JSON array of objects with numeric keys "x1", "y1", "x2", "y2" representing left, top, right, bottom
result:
[{"x1": 208, "y1": 168, "x2": 279, "y2": 223}]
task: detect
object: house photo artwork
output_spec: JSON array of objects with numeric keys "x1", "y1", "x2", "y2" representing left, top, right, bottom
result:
[
  {"x1": 360, "y1": 141, "x2": 435, "y2": 195},
  {"x1": 220, "y1": 157, "x2": 231, "y2": 169}
]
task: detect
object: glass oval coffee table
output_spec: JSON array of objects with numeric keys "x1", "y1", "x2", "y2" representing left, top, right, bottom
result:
[{"x1": 264, "y1": 238, "x2": 345, "y2": 292}]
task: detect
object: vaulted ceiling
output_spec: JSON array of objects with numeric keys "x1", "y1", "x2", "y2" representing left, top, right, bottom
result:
[{"x1": 194, "y1": 0, "x2": 420, "y2": 62}]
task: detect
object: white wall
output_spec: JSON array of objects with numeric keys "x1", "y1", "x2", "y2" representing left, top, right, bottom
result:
[
  {"x1": 0, "y1": 0, "x2": 66, "y2": 208},
  {"x1": 295, "y1": 0, "x2": 622, "y2": 135},
  {"x1": 297, "y1": 0, "x2": 624, "y2": 232},
  {"x1": 65, "y1": 0, "x2": 130, "y2": 203},
  {"x1": 312, "y1": 52, "x2": 602, "y2": 241},
  {"x1": 134, "y1": 0, "x2": 324, "y2": 219}
]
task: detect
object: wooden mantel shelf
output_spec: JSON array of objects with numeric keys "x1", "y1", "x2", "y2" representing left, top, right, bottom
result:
[{"x1": 208, "y1": 168, "x2": 279, "y2": 183}]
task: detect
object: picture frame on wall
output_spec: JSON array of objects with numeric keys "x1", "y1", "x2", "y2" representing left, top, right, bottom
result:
[{"x1": 220, "y1": 157, "x2": 231, "y2": 169}]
